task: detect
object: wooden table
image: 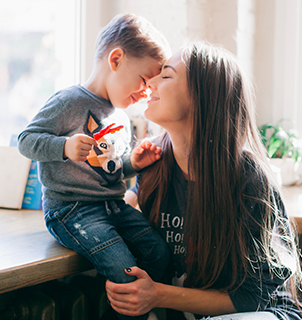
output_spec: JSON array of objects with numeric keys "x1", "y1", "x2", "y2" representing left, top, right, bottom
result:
[
  {"x1": 0, "y1": 185, "x2": 301, "y2": 296},
  {"x1": 0, "y1": 209, "x2": 93, "y2": 294},
  {"x1": 281, "y1": 185, "x2": 302, "y2": 234}
]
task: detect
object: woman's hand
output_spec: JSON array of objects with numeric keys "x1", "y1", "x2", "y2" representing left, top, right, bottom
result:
[
  {"x1": 106, "y1": 267, "x2": 236, "y2": 317},
  {"x1": 106, "y1": 267, "x2": 159, "y2": 316}
]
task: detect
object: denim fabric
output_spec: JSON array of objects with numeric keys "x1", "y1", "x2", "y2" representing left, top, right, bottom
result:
[
  {"x1": 198, "y1": 311, "x2": 279, "y2": 320},
  {"x1": 43, "y1": 198, "x2": 170, "y2": 320}
]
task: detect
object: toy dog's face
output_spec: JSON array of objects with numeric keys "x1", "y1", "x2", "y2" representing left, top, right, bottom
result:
[
  {"x1": 88, "y1": 135, "x2": 125, "y2": 175},
  {"x1": 84, "y1": 112, "x2": 127, "y2": 185}
]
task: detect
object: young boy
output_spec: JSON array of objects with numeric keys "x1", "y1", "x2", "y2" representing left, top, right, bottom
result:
[{"x1": 18, "y1": 13, "x2": 171, "y2": 320}]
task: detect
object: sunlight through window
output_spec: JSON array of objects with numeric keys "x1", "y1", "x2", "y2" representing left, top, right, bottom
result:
[{"x1": 0, "y1": 0, "x2": 80, "y2": 145}]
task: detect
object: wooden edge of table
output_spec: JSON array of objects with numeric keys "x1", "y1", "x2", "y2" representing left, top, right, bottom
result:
[
  {"x1": 281, "y1": 185, "x2": 302, "y2": 235},
  {"x1": 291, "y1": 217, "x2": 302, "y2": 237},
  {"x1": 0, "y1": 251, "x2": 93, "y2": 294},
  {"x1": 0, "y1": 185, "x2": 301, "y2": 295}
]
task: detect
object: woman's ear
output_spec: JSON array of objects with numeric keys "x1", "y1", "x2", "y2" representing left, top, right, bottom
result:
[{"x1": 108, "y1": 48, "x2": 124, "y2": 71}]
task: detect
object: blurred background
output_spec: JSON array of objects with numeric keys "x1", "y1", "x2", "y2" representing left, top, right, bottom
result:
[{"x1": 0, "y1": 0, "x2": 301, "y2": 145}]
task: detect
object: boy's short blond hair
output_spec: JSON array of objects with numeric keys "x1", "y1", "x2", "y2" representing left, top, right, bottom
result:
[{"x1": 95, "y1": 13, "x2": 171, "y2": 62}]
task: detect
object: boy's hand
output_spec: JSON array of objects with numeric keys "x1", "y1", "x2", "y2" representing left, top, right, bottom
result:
[
  {"x1": 64, "y1": 134, "x2": 97, "y2": 161},
  {"x1": 130, "y1": 140, "x2": 162, "y2": 171}
]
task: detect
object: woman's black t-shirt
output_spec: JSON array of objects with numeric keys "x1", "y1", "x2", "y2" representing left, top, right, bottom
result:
[{"x1": 131, "y1": 156, "x2": 301, "y2": 320}]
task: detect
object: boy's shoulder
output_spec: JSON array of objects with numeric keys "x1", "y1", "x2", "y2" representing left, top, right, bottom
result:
[
  {"x1": 52, "y1": 84, "x2": 85, "y2": 100},
  {"x1": 48, "y1": 85, "x2": 111, "y2": 108},
  {"x1": 44, "y1": 85, "x2": 83, "y2": 106}
]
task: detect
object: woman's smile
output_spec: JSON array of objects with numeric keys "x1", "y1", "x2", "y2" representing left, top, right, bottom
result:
[{"x1": 148, "y1": 94, "x2": 160, "y2": 103}]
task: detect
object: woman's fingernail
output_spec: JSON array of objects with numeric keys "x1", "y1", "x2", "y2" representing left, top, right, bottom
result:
[{"x1": 126, "y1": 267, "x2": 132, "y2": 272}]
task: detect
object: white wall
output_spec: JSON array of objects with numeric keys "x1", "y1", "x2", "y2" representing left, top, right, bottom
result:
[
  {"x1": 188, "y1": 0, "x2": 238, "y2": 54},
  {"x1": 253, "y1": 0, "x2": 275, "y2": 126},
  {"x1": 82, "y1": 0, "x2": 240, "y2": 80},
  {"x1": 272, "y1": 0, "x2": 302, "y2": 132},
  {"x1": 80, "y1": 0, "x2": 102, "y2": 82},
  {"x1": 254, "y1": 0, "x2": 302, "y2": 136},
  {"x1": 82, "y1": 0, "x2": 302, "y2": 137}
]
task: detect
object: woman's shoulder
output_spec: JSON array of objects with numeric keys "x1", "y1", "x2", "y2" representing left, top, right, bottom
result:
[
  {"x1": 240, "y1": 151, "x2": 282, "y2": 197},
  {"x1": 240, "y1": 151, "x2": 267, "y2": 194},
  {"x1": 241, "y1": 150, "x2": 262, "y2": 176}
]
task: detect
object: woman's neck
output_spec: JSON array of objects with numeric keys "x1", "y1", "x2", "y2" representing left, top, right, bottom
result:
[{"x1": 169, "y1": 130, "x2": 190, "y2": 179}]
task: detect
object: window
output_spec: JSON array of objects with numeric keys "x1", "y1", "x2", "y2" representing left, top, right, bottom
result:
[
  {"x1": 0, "y1": 0, "x2": 80, "y2": 146},
  {"x1": 252, "y1": 0, "x2": 302, "y2": 139},
  {"x1": 272, "y1": 0, "x2": 302, "y2": 136}
]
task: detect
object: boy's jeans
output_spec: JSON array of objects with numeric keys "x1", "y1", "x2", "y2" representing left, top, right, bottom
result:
[{"x1": 43, "y1": 198, "x2": 170, "y2": 320}]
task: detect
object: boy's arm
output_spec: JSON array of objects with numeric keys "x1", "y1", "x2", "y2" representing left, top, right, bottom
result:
[
  {"x1": 18, "y1": 130, "x2": 67, "y2": 162},
  {"x1": 130, "y1": 140, "x2": 162, "y2": 172},
  {"x1": 18, "y1": 96, "x2": 70, "y2": 162}
]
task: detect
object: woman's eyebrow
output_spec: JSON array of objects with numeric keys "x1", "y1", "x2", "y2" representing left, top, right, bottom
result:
[{"x1": 163, "y1": 65, "x2": 177, "y2": 73}]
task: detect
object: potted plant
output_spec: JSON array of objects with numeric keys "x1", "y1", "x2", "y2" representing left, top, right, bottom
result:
[{"x1": 258, "y1": 122, "x2": 302, "y2": 186}]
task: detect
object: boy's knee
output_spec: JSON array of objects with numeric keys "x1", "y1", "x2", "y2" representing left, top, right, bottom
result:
[
  {"x1": 96, "y1": 257, "x2": 137, "y2": 284},
  {"x1": 106, "y1": 267, "x2": 137, "y2": 284}
]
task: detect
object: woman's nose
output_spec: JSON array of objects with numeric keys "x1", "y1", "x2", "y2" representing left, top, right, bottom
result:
[{"x1": 147, "y1": 77, "x2": 156, "y2": 90}]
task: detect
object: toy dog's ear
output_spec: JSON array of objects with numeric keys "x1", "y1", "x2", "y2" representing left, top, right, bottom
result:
[
  {"x1": 83, "y1": 111, "x2": 101, "y2": 136},
  {"x1": 87, "y1": 115, "x2": 99, "y2": 134}
]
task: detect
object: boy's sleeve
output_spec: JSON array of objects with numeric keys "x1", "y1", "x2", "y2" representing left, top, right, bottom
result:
[
  {"x1": 18, "y1": 95, "x2": 69, "y2": 162},
  {"x1": 121, "y1": 153, "x2": 137, "y2": 180}
]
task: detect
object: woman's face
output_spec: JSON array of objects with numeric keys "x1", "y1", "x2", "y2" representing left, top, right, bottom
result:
[{"x1": 144, "y1": 51, "x2": 191, "y2": 130}]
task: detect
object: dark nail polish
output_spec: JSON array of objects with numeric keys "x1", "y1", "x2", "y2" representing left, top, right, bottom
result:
[{"x1": 126, "y1": 267, "x2": 132, "y2": 272}]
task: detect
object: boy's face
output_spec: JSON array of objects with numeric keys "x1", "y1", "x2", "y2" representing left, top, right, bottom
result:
[{"x1": 106, "y1": 52, "x2": 163, "y2": 109}]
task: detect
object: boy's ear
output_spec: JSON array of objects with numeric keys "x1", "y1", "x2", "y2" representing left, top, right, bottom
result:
[{"x1": 108, "y1": 48, "x2": 124, "y2": 71}]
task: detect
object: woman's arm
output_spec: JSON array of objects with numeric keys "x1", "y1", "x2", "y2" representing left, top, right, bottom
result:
[
  {"x1": 106, "y1": 267, "x2": 236, "y2": 317},
  {"x1": 157, "y1": 283, "x2": 236, "y2": 316}
]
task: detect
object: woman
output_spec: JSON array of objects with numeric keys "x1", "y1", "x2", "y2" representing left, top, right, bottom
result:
[{"x1": 106, "y1": 42, "x2": 302, "y2": 319}]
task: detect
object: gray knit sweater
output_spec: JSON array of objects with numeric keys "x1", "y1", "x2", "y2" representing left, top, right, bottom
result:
[{"x1": 18, "y1": 85, "x2": 136, "y2": 202}]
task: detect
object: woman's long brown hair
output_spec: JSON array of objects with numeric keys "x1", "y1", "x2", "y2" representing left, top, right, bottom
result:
[
  {"x1": 138, "y1": 42, "x2": 301, "y2": 299},
  {"x1": 182, "y1": 43, "x2": 268, "y2": 289}
]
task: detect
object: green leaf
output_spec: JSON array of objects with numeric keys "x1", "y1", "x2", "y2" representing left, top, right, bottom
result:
[
  {"x1": 257, "y1": 122, "x2": 301, "y2": 161},
  {"x1": 267, "y1": 139, "x2": 283, "y2": 158}
]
